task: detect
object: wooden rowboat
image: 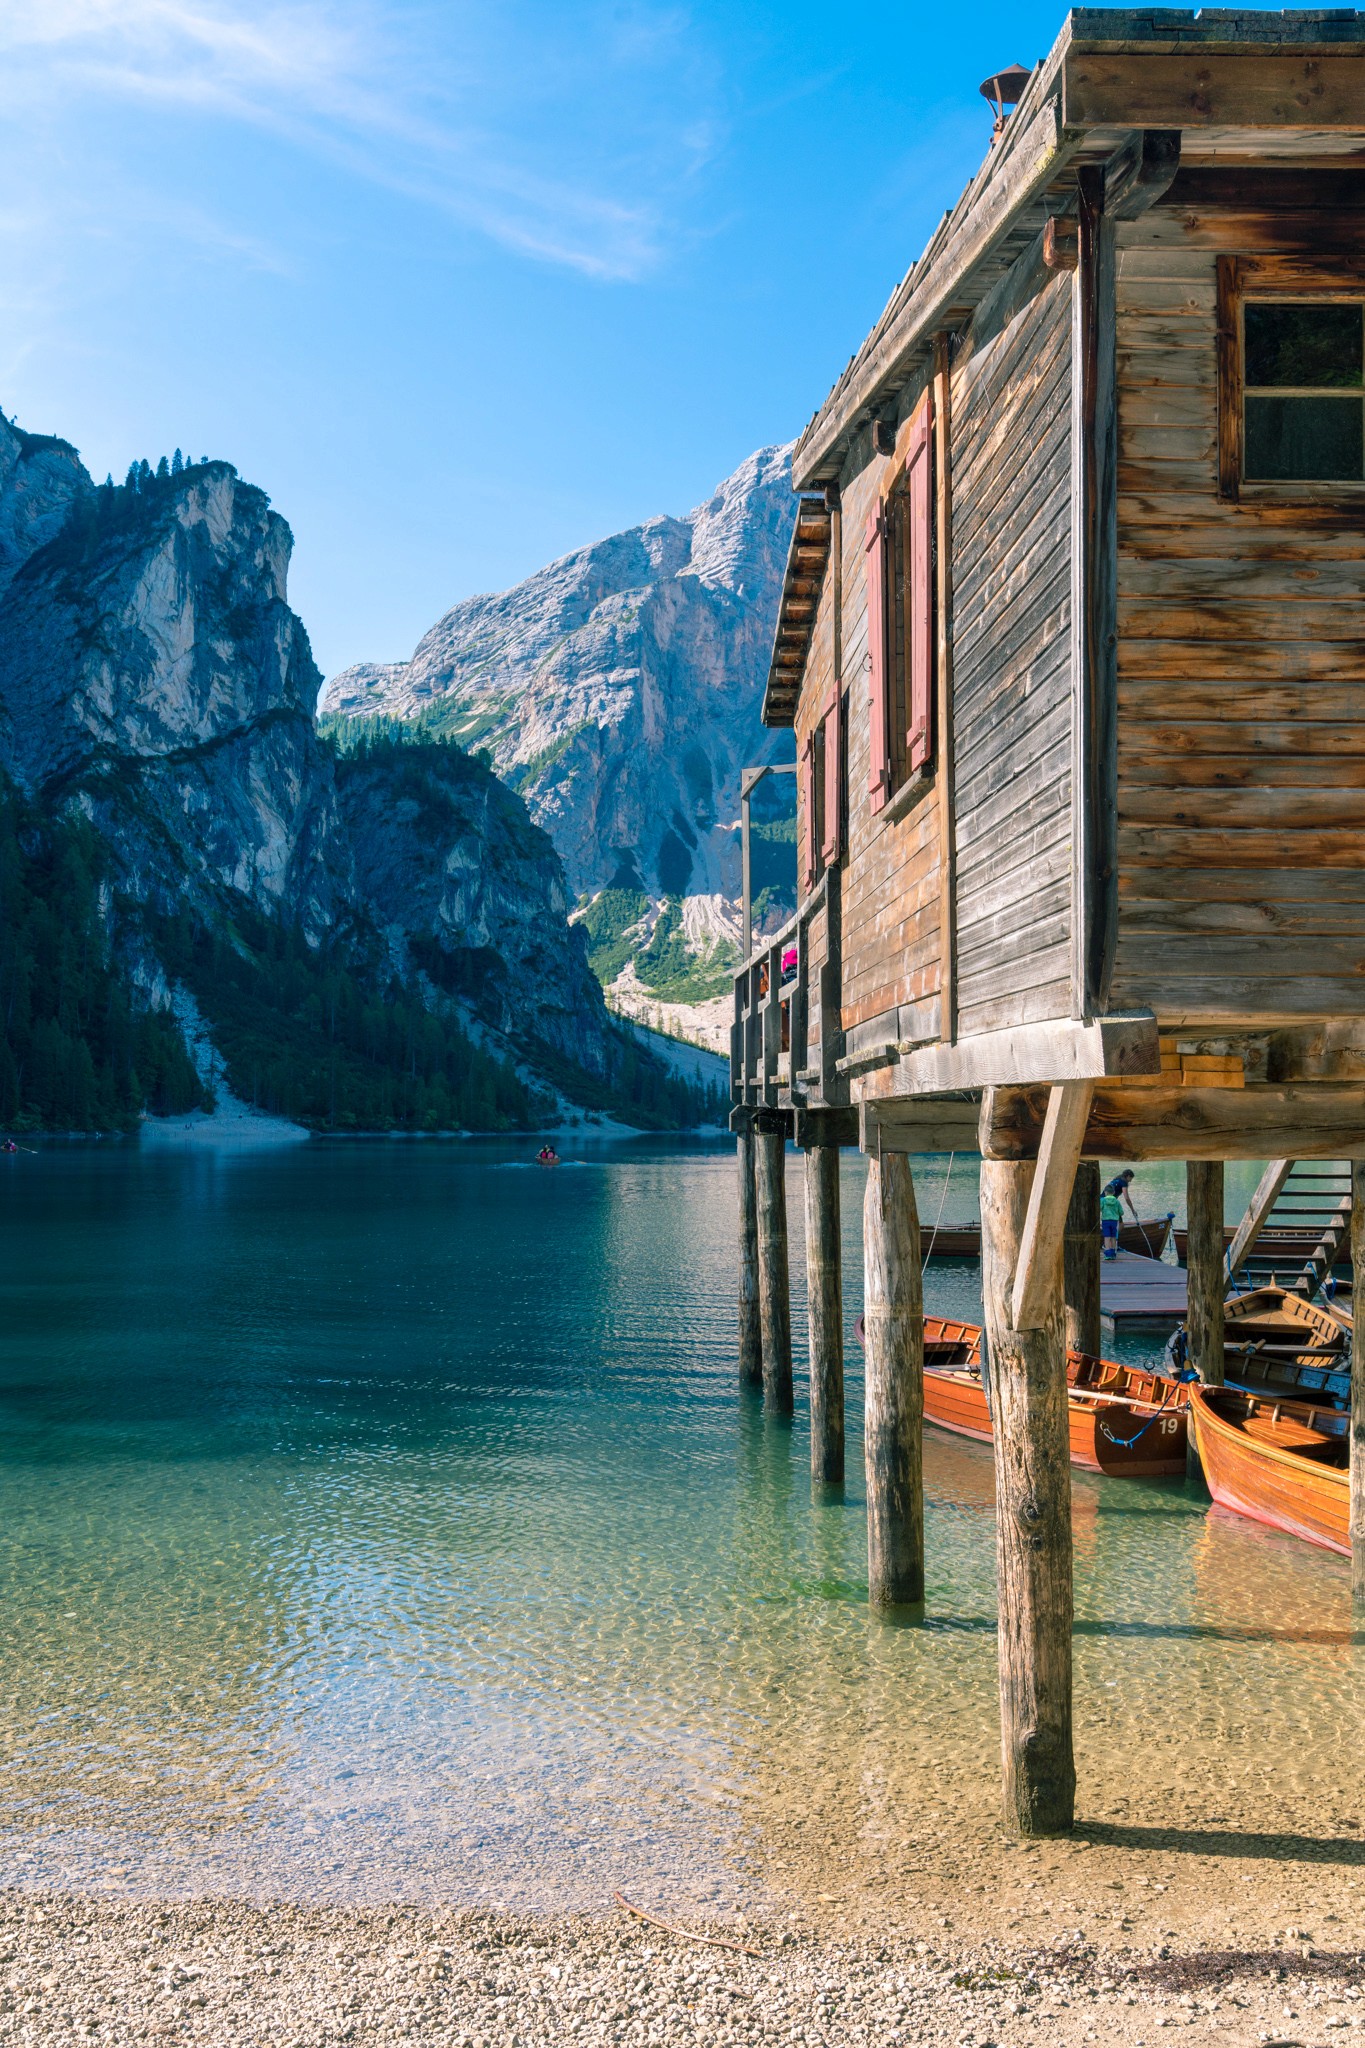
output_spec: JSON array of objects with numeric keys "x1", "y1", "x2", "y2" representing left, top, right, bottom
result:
[
  {"x1": 1221, "y1": 1285, "x2": 1350, "y2": 1408},
  {"x1": 1189, "y1": 1384, "x2": 1348, "y2": 1556},
  {"x1": 924, "y1": 1215, "x2": 1173, "y2": 1260},
  {"x1": 922, "y1": 1316, "x2": 1189, "y2": 1478}
]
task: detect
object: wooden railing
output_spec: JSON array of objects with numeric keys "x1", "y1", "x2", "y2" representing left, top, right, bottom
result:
[{"x1": 730, "y1": 867, "x2": 844, "y2": 1113}]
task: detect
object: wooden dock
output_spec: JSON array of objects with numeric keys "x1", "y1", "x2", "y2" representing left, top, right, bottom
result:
[{"x1": 1100, "y1": 1250, "x2": 1188, "y2": 1337}]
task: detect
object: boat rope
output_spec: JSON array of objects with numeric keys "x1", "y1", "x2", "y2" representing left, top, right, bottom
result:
[
  {"x1": 922, "y1": 1152, "x2": 956, "y2": 1273},
  {"x1": 1097, "y1": 1373, "x2": 1188, "y2": 1450},
  {"x1": 1136, "y1": 1209, "x2": 1176, "y2": 1261}
]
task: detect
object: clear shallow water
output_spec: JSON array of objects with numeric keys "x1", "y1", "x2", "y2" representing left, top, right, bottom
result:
[{"x1": 0, "y1": 1140, "x2": 1358, "y2": 1914}]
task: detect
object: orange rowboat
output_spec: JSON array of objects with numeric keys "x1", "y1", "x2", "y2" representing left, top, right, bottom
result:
[
  {"x1": 922, "y1": 1315, "x2": 1189, "y2": 1478},
  {"x1": 1189, "y1": 1384, "x2": 1349, "y2": 1556}
]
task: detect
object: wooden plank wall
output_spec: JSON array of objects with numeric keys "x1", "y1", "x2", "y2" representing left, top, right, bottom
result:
[
  {"x1": 835, "y1": 453, "x2": 944, "y2": 1037},
  {"x1": 950, "y1": 272, "x2": 1076, "y2": 1038},
  {"x1": 795, "y1": 575, "x2": 836, "y2": 994},
  {"x1": 1109, "y1": 196, "x2": 1365, "y2": 1025}
]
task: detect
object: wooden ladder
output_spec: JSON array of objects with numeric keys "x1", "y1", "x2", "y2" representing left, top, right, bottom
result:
[{"x1": 1230, "y1": 1160, "x2": 1353, "y2": 1298}]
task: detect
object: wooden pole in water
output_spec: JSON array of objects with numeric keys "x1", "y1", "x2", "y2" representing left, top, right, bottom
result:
[
  {"x1": 754, "y1": 1123, "x2": 793, "y2": 1415},
  {"x1": 1063, "y1": 1161, "x2": 1101, "y2": 1358},
  {"x1": 980, "y1": 1155, "x2": 1074, "y2": 1835},
  {"x1": 1352, "y1": 1161, "x2": 1365, "y2": 1609},
  {"x1": 862, "y1": 1149, "x2": 923, "y2": 1607},
  {"x1": 1186, "y1": 1160, "x2": 1225, "y2": 1386},
  {"x1": 805, "y1": 1143, "x2": 844, "y2": 1484},
  {"x1": 737, "y1": 1122, "x2": 763, "y2": 1390}
]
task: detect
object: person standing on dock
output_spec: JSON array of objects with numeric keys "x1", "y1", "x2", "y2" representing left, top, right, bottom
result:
[{"x1": 1100, "y1": 1170, "x2": 1138, "y2": 1261}]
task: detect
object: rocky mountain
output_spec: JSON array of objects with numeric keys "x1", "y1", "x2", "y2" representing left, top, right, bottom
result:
[
  {"x1": 0, "y1": 412, "x2": 713, "y2": 1132},
  {"x1": 320, "y1": 446, "x2": 800, "y2": 1046}
]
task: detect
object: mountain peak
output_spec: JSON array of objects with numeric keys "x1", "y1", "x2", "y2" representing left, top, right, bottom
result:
[{"x1": 320, "y1": 442, "x2": 798, "y2": 905}]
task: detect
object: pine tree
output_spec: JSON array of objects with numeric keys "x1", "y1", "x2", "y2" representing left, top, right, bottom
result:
[
  {"x1": 138, "y1": 459, "x2": 151, "y2": 484},
  {"x1": 125, "y1": 462, "x2": 139, "y2": 490},
  {"x1": 171, "y1": 448, "x2": 183, "y2": 475},
  {"x1": 155, "y1": 455, "x2": 169, "y2": 480}
]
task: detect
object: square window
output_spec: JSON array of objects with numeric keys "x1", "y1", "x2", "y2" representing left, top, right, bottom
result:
[
  {"x1": 1244, "y1": 303, "x2": 1362, "y2": 389},
  {"x1": 1245, "y1": 394, "x2": 1364, "y2": 482},
  {"x1": 1234, "y1": 291, "x2": 1365, "y2": 490}
]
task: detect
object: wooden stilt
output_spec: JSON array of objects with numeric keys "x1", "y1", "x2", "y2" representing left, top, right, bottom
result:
[
  {"x1": 805, "y1": 1143, "x2": 844, "y2": 1484},
  {"x1": 1186, "y1": 1160, "x2": 1225, "y2": 1385},
  {"x1": 1352, "y1": 1161, "x2": 1365, "y2": 1609},
  {"x1": 862, "y1": 1149, "x2": 923, "y2": 1607},
  {"x1": 737, "y1": 1124, "x2": 763, "y2": 1390},
  {"x1": 1063, "y1": 1161, "x2": 1101, "y2": 1359},
  {"x1": 754, "y1": 1125, "x2": 793, "y2": 1416},
  {"x1": 980, "y1": 1156, "x2": 1075, "y2": 1836}
]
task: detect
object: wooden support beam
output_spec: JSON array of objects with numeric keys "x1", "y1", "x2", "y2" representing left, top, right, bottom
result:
[
  {"x1": 1353, "y1": 1161, "x2": 1365, "y2": 1611},
  {"x1": 1009, "y1": 1083, "x2": 1095, "y2": 1330},
  {"x1": 754, "y1": 1128, "x2": 793, "y2": 1416},
  {"x1": 980, "y1": 1157, "x2": 1075, "y2": 1836},
  {"x1": 1226, "y1": 1159, "x2": 1293, "y2": 1281},
  {"x1": 1064, "y1": 1161, "x2": 1101, "y2": 1359},
  {"x1": 805, "y1": 1145, "x2": 844, "y2": 1486},
  {"x1": 982, "y1": 1082, "x2": 1365, "y2": 1163},
  {"x1": 1186, "y1": 1160, "x2": 1226, "y2": 1389},
  {"x1": 862, "y1": 1151, "x2": 924, "y2": 1608},
  {"x1": 794, "y1": 1106, "x2": 858, "y2": 1149},
  {"x1": 860, "y1": 1098, "x2": 981, "y2": 1155},
  {"x1": 737, "y1": 1126, "x2": 763, "y2": 1391}
]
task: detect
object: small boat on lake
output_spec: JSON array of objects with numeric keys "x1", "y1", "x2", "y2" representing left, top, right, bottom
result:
[
  {"x1": 923, "y1": 1215, "x2": 1173, "y2": 1260},
  {"x1": 1221, "y1": 1284, "x2": 1350, "y2": 1409},
  {"x1": 1189, "y1": 1383, "x2": 1348, "y2": 1556},
  {"x1": 921, "y1": 1315, "x2": 1189, "y2": 1478}
]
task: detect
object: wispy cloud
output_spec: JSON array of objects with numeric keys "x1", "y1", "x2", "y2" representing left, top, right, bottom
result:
[{"x1": 0, "y1": 0, "x2": 714, "y2": 280}]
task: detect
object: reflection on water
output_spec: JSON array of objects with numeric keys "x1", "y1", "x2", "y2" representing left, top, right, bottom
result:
[{"x1": 0, "y1": 1141, "x2": 1358, "y2": 1910}]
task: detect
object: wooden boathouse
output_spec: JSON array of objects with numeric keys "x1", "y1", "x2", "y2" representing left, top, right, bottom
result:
[{"x1": 731, "y1": 8, "x2": 1365, "y2": 1836}]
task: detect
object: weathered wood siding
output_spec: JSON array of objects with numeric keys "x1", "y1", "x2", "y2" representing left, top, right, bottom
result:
[
  {"x1": 1110, "y1": 198, "x2": 1365, "y2": 1026},
  {"x1": 836, "y1": 455, "x2": 943, "y2": 1039},
  {"x1": 794, "y1": 571, "x2": 835, "y2": 990},
  {"x1": 950, "y1": 272, "x2": 1075, "y2": 1038}
]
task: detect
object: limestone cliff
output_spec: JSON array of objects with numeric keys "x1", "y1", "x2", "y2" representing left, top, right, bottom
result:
[
  {"x1": 320, "y1": 446, "x2": 800, "y2": 1046},
  {"x1": 0, "y1": 413, "x2": 627, "y2": 1121}
]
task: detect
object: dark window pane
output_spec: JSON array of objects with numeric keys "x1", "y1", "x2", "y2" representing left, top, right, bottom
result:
[
  {"x1": 1245, "y1": 302, "x2": 1362, "y2": 388},
  {"x1": 1244, "y1": 394, "x2": 1364, "y2": 480}
]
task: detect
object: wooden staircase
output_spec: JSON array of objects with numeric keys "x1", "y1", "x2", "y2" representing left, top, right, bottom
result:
[{"x1": 1227, "y1": 1160, "x2": 1353, "y2": 1299}]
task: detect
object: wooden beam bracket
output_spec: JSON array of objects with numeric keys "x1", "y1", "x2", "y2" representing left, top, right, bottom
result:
[
  {"x1": 1043, "y1": 216, "x2": 1079, "y2": 271},
  {"x1": 1006, "y1": 1082, "x2": 1096, "y2": 1331},
  {"x1": 1103, "y1": 128, "x2": 1181, "y2": 219}
]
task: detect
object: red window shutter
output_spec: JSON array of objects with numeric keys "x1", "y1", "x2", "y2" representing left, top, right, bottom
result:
[
  {"x1": 865, "y1": 507, "x2": 890, "y2": 812},
  {"x1": 905, "y1": 395, "x2": 934, "y2": 773},
  {"x1": 821, "y1": 686, "x2": 842, "y2": 864},
  {"x1": 799, "y1": 731, "x2": 816, "y2": 894}
]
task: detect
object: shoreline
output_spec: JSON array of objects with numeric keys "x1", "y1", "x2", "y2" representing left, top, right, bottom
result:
[
  {"x1": 1, "y1": 1118, "x2": 731, "y2": 1149},
  {"x1": 2, "y1": 1890, "x2": 1360, "y2": 2047}
]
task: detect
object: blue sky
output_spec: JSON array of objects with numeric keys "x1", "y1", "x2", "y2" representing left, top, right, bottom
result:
[{"x1": 0, "y1": 2, "x2": 1265, "y2": 678}]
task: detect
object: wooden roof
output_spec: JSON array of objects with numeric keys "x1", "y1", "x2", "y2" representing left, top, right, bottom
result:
[
  {"x1": 762, "y1": 498, "x2": 832, "y2": 729},
  {"x1": 792, "y1": 7, "x2": 1365, "y2": 491}
]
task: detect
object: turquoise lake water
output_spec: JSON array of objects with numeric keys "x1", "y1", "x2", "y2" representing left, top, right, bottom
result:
[{"x1": 0, "y1": 1138, "x2": 1358, "y2": 1914}]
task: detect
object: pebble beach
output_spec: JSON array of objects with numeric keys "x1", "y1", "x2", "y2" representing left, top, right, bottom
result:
[{"x1": 3, "y1": 1889, "x2": 1364, "y2": 2048}]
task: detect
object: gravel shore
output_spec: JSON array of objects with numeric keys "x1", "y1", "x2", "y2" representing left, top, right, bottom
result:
[{"x1": 2, "y1": 1892, "x2": 1363, "y2": 2048}]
